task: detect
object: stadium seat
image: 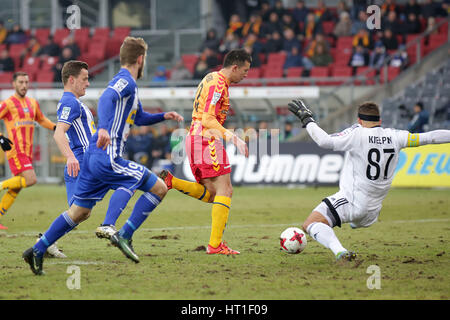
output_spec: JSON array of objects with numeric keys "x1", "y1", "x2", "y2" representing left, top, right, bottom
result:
[
  {"x1": 263, "y1": 66, "x2": 284, "y2": 86},
  {"x1": 267, "y1": 52, "x2": 286, "y2": 68},
  {"x1": 41, "y1": 56, "x2": 58, "y2": 70},
  {"x1": 87, "y1": 41, "x2": 107, "y2": 60},
  {"x1": 21, "y1": 57, "x2": 41, "y2": 80},
  {"x1": 246, "y1": 67, "x2": 261, "y2": 79},
  {"x1": 8, "y1": 43, "x2": 27, "y2": 69},
  {"x1": 336, "y1": 36, "x2": 353, "y2": 50},
  {"x1": 36, "y1": 71, "x2": 55, "y2": 87},
  {"x1": 355, "y1": 67, "x2": 376, "y2": 85},
  {"x1": 74, "y1": 27, "x2": 91, "y2": 53},
  {"x1": 321, "y1": 21, "x2": 335, "y2": 35},
  {"x1": 181, "y1": 54, "x2": 199, "y2": 74},
  {"x1": 53, "y1": 28, "x2": 71, "y2": 47},
  {"x1": 34, "y1": 28, "x2": 50, "y2": 45},
  {"x1": 112, "y1": 27, "x2": 131, "y2": 40},
  {"x1": 0, "y1": 72, "x2": 13, "y2": 84},
  {"x1": 92, "y1": 27, "x2": 110, "y2": 41},
  {"x1": 330, "y1": 66, "x2": 352, "y2": 85},
  {"x1": 286, "y1": 66, "x2": 303, "y2": 78},
  {"x1": 380, "y1": 66, "x2": 400, "y2": 84}
]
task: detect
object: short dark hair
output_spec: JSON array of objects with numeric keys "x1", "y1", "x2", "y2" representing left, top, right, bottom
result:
[
  {"x1": 61, "y1": 60, "x2": 89, "y2": 85},
  {"x1": 223, "y1": 48, "x2": 252, "y2": 68},
  {"x1": 13, "y1": 71, "x2": 28, "y2": 81},
  {"x1": 358, "y1": 101, "x2": 380, "y2": 116},
  {"x1": 415, "y1": 101, "x2": 423, "y2": 110}
]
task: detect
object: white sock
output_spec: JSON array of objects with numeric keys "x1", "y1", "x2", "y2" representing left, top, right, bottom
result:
[{"x1": 306, "y1": 222, "x2": 346, "y2": 256}]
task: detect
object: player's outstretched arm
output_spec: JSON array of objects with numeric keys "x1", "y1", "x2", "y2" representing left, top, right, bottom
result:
[
  {"x1": 405, "y1": 130, "x2": 450, "y2": 148},
  {"x1": 288, "y1": 99, "x2": 334, "y2": 149}
]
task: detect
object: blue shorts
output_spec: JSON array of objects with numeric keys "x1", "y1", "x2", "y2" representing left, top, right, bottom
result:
[
  {"x1": 64, "y1": 153, "x2": 84, "y2": 206},
  {"x1": 72, "y1": 151, "x2": 158, "y2": 209}
]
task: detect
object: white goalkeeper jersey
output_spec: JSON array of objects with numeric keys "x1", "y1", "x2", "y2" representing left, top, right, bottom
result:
[{"x1": 307, "y1": 123, "x2": 426, "y2": 212}]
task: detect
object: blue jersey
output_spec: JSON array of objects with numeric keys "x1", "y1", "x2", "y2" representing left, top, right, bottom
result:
[
  {"x1": 90, "y1": 68, "x2": 165, "y2": 158},
  {"x1": 73, "y1": 68, "x2": 166, "y2": 209},
  {"x1": 57, "y1": 92, "x2": 96, "y2": 160}
]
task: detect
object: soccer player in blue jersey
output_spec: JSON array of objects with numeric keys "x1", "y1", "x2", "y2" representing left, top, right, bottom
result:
[
  {"x1": 54, "y1": 60, "x2": 95, "y2": 206},
  {"x1": 23, "y1": 37, "x2": 183, "y2": 275},
  {"x1": 36, "y1": 60, "x2": 94, "y2": 259}
]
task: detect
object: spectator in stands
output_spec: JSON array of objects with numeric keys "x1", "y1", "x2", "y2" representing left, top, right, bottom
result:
[
  {"x1": 369, "y1": 42, "x2": 387, "y2": 69},
  {"x1": 202, "y1": 47, "x2": 220, "y2": 70},
  {"x1": 152, "y1": 124, "x2": 172, "y2": 162},
  {"x1": 244, "y1": 45, "x2": 261, "y2": 68},
  {"x1": 0, "y1": 49, "x2": 14, "y2": 72},
  {"x1": 425, "y1": 16, "x2": 439, "y2": 35},
  {"x1": 125, "y1": 126, "x2": 154, "y2": 169},
  {"x1": 226, "y1": 14, "x2": 244, "y2": 38},
  {"x1": 309, "y1": 42, "x2": 333, "y2": 67},
  {"x1": 242, "y1": 14, "x2": 262, "y2": 37},
  {"x1": 404, "y1": 0, "x2": 422, "y2": 18},
  {"x1": 408, "y1": 102, "x2": 429, "y2": 133},
  {"x1": 404, "y1": 12, "x2": 422, "y2": 34},
  {"x1": 421, "y1": 0, "x2": 438, "y2": 20},
  {"x1": 261, "y1": 11, "x2": 283, "y2": 37},
  {"x1": 382, "y1": 11, "x2": 404, "y2": 35},
  {"x1": 218, "y1": 32, "x2": 240, "y2": 55},
  {"x1": 265, "y1": 30, "x2": 283, "y2": 53},
  {"x1": 314, "y1": 0, "x2": 335, "y2": 22},
  {"x1": 336, "y1": 0, "x2": 350, "y2": 20},
  {"x1": 20, "y1": 37, "x2": 40, "y2": 65},
  {"x1": 5, "y1": 24, "x2": 27, "y2": 44},
  {"x1": 350, "y1": 0, "x2": 367, "y2": 21},
  {"x1": 152, "y1": 66, "x2": 168, "y2": 85},
  {"x1": 53, "y1": 47, "x2": 76, "y2": 82},
  {"x1": 390, "y1": 44, "x2": 409, "y2": 70},
  {"x1": 192, "y1": 59, "x2": 209, "y2": 80},
  {"x1": 259, "y1": 1, "x2": 273, "y2": 23},
  {"x1": 0, "y1": 21, "x2": 7, "y2": 45},
  {"x1": 292, "y1": 0, "x2": 309, "y2": 25},
  {"x1": 333, "y1": 11, "x2": 352, "y2": 38},
  {"x1": 283, "y1": 46, "x2": 304, "y2": 70},
  {"x1": 381, "y1": 0, "x2": 400, "y2": 18},
  {"x1": 35, "y1": 35, "x2": 60, "y2": 58},
  {"x1": 348, "y1": 45, "x2": 369, "y2": 68},
  {"x1": 271, "y1": 0, "x2": 287, "y2": 19},
  {"x1": 61, "y1": 35, "x2": 80, "y2": 60},
  {"x1": 301, "y1": 12, "x2": 322, "y2": 41},
  {"x1": 282, "y1": 28, "x2": 302, "y2": 53},
  {"x1": 170, "y1": 59, "x2": 192, "y2": 82},
  {"x1": 280, "y1": 12, "x2": 299, "y2": 34},
  {"x1": 305, "y1": 33, "x2": 330, "y2": 58},
  {"x1": 351, "y1": 10, "x2": 368, "y2": 35},
  {"x1": 381, "y1": 28, "x2": 399, "y2": 50},
  {"x1": 199, "y1": 28, "x2": 221, "y2": 53},
  {"x1": 353, "y1": 28, "x2": 373, "y2": 50}
]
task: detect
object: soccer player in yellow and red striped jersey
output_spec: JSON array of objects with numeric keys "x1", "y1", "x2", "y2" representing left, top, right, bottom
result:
[
  {"x1": 160, "y1": 49, "x2": 251, "y2": 254},
  {"x1": 0, "y1": 71, "x2": 56, "y2": 229}
]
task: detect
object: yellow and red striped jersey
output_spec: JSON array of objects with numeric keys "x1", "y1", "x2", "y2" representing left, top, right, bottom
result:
[
  {"x1": 189, "y1": 71, "x2": 230, "y2": 138},
  {"x1": 0, "y1": 94, "x2": 55, "y2": 159}
]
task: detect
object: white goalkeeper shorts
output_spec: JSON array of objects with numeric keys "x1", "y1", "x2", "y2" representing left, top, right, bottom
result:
[{"x1": 313, "y1": 191, "x2": 381, "y2": 228}]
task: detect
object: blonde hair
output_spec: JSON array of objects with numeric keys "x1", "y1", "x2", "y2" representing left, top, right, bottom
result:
[{"x1": 119, "y1": 36, "x2": 148, "y2": 66}]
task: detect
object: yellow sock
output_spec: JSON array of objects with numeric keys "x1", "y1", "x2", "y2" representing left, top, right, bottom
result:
[
  {"x1": 0, "y1": 189, "x2": 20, "y2": 215},
  {"x1": 172, "y1": 176, "x2": 211, "y2": 203},
  {"x1": 209, "y1": 195, "x2": 231, "y2": 248},
  {"x1": 0, "y1": 176, "x2": 26, "y2": 190}
]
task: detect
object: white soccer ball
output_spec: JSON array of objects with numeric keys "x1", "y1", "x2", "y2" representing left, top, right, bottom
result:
[{"x1": 280, "y1": 227, "x2": 307, "y2": 254}]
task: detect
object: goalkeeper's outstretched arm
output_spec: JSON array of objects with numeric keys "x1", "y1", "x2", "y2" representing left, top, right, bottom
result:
[{"x1": 404, "y1": 130, "x2": 450, "y2": 148}]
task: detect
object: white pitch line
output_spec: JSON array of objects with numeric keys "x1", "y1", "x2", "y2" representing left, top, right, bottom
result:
[{"x1": 1, "y1": 218, "x2": 449, "y2": 238}]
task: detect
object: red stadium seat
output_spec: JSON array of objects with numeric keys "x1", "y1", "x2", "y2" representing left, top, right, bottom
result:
[
  {"x1": 330, "y1": 66, "x2": 352, "y2": 85},
  {"x1": 286, "y1": 67, "x2": 303, "y2": 78},
  {"x1": 267, "y1": 52, "x2": 286, "y2": 67},
  {"x1": 41, "y1": 56, "x2": 58, "y2": 70},
  {"x1": 380, "y1": 66, "x2": 400, "y2": 84},
  {"x1": 355, "y1": 67, "x2": 376, "y2": 85},
  {"x1": 74, "y1": 27, "x2": 91, "y2": 53},
  {"x1": 112, "y1": 27, "x2": 131, "y2": 40},
  {"x1": 34, "y1": 28, "x2": 50, "y2": 45},
  {"x1": 36, "y1": 71, "x2": 55, "y2": 87},
  {"x1": 92, "y1": 27, "x2": 110, "y2": 41},
  {"x1": 246, "y1": 67, "x2": 261, "y2": 78},
  {"x1": 21, "y1": 57, "x2": 41, "y2": 80},
  {"x1": 310, "y1": 66, "x2": 330, "y2": 85},
  {"x1": 0, "y1": 72, "x2": 13, "y2": 84},
  {"x1": 181, "y1": 54, "x2": 199, "y2": 74},
  {"x1": 53, "y1": 28, "x2": 71, "y2": 47},
  {"x1": 263, "y1": 66, "x2": 284, "y2": 86},
  {"x1": 87, "y1": 41, "x2": 107, "y2": 60},
  {"x1": 322, "y1": 21, "x2": 335, "y2": 35},
  {"x1": 336, "y1": 36, "x2": 353, "y2": 50}
]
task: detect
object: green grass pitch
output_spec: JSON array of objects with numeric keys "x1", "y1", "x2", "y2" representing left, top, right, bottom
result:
[{"x1": 0, "y1": 185, "x2": 448, "y2": 300}]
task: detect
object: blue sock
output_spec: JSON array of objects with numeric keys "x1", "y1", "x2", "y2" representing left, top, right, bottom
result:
[
  {"x1": 33, "y1": 211, "x2": 78, "y2": 257},
  {"x1": 102, "y1": 188, "x2": 133, "y2": 226},
  {"x1": 119, "y1": 192, "x2": 161, "y2": 240}
]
